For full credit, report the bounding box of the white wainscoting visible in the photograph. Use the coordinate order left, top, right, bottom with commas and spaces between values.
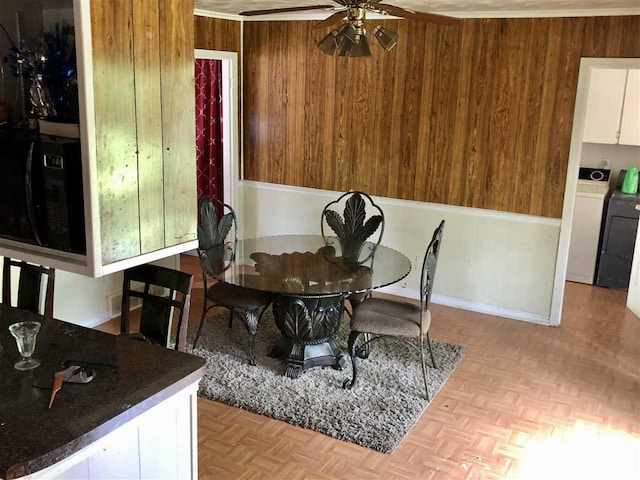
240, 181, 561, 325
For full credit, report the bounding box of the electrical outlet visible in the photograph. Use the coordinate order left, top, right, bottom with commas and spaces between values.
602, 158, 610, 168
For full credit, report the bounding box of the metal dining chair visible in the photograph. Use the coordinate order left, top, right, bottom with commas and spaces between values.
321, 191, 385, 312
2, 258, 55, 318
321, 191, 385, 268
193, 196, 271, 365
343, 220, 445, 400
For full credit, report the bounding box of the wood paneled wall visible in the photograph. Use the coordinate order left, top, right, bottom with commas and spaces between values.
195, 16, 241, 52
243, 16, 640, 218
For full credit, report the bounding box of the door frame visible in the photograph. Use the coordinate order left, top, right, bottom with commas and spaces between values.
194, 49, 240, 211
550, 57, 640, 326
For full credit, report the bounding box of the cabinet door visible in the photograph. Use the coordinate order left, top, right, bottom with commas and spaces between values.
91, 0, 141, 264
619, 69, 640, 146
583, 69, 627, 144
159, 0, 197, 249
90, 0, 196, 266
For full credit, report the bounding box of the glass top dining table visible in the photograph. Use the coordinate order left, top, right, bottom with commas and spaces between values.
221, 234, 412, 297
215, 235, 412, 378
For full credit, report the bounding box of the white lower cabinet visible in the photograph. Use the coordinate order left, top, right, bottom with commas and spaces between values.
22, 382, 199, 480
567, 185, 608, 284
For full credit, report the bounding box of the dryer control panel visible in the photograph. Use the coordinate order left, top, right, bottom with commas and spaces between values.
579, 167, 611, 183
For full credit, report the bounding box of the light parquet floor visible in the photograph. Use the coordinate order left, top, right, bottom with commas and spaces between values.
97, 255, 640, 480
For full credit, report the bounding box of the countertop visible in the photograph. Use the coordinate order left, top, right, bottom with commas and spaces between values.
0, 305, 205, 479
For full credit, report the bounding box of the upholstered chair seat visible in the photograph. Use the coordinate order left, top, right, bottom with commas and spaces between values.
351, 298, 431, 337
205, 282, 271, 311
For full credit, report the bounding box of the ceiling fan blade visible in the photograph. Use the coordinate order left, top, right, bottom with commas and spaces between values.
240, 5, 335, 16
313, 10, 348, 30
375, 4, 461, 26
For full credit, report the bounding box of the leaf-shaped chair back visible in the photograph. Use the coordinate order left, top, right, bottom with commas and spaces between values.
420, 220, 445, 314
197, 196, 238, 278
321, 191, 385, 265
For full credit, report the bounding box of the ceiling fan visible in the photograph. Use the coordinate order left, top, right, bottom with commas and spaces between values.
240, 1, 461, 57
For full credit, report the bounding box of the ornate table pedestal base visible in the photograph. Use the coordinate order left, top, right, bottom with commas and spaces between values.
271, 293, 348, 379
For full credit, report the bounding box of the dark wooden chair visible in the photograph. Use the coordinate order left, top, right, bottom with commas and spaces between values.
193, 196, 271, 365
2, 258, 55, 318
120, 264, 194, 352
343, 220, 445, 400
321, 191, 385, 334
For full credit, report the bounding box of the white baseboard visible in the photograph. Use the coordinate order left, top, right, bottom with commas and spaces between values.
565, 273, 593, 284
379, 285, 551, 326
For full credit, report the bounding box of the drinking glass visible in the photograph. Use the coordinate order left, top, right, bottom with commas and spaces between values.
9, 321, 41, 370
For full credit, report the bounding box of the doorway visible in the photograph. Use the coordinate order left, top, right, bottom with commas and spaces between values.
194, 49, 239, 209
551, 57, 640, 325
188, 50, 239, 258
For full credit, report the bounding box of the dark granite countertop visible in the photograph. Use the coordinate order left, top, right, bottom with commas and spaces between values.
0, 305, 205, 479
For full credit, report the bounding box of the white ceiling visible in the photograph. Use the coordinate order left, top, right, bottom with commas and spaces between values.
194, 0, 640, 17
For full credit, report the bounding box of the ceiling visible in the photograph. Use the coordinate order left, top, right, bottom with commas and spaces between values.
194, 0, 640, 17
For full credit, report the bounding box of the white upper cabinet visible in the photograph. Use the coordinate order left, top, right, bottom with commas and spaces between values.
583, 68, 640, 146
619, 69, 640, 146
583, 69, 627, 144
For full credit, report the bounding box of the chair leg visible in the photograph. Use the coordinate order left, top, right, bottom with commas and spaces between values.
342, 331, 362, 390
244, 309, 260, 366
248, 333, 256, 366
358, 333, 371, 359
426, 332, 437, 369
347, 296, 370, 359
419, 335, 430, 401
193, 299, 209, 348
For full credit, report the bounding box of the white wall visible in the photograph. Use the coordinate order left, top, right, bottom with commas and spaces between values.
241, 181, 561, 325
0, 255, 179, 327
580, 142, 640, 186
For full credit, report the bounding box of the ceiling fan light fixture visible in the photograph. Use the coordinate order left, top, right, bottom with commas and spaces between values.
345, 33, 372, 57
374, 25, 398, 51
317, 29, 340, 55
245, 1, 460, 58
335, 24, 358, 53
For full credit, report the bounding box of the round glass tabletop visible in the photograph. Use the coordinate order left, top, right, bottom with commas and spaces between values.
222, 235, 411, 296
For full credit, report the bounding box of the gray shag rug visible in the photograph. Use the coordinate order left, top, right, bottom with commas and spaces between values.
186, 308, 466, 454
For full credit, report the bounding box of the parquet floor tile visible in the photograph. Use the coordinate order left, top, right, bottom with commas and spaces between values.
96, 255, 640, 479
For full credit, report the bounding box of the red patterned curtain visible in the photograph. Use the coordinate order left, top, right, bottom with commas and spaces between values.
195, 59, 223, 200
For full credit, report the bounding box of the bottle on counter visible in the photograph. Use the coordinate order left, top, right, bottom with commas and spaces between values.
621, 166, 639, 195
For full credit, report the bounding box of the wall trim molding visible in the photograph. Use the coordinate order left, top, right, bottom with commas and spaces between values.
380, 285, 551, 326
431, 293, 551, 326
445, 8, 640, 18
193, 8, 639, 21
242, 180, 562, 227
194, 9, 243, 21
